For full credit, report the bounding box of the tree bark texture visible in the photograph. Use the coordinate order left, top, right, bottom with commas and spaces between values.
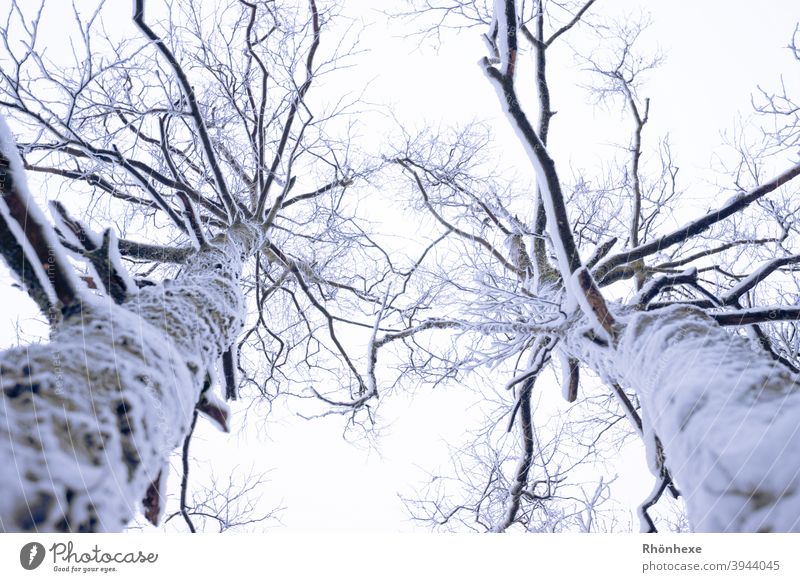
0, 224, 259, 532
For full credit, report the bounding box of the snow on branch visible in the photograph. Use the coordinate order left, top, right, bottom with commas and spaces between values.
585, 237, 618, 269
504, 336, 558, 392
365, 287, 391, 401
50, 200, 102, 250
558, 351, 580, 403
593, 161, 800, 285
632, 267, 698, 308
99, 229, 138, 302
196, 375, 231, 433
51, 201, 135, 304
483, 1, 616, 341
721, 254, 800, 305
0, 115, 83, 316
481, 65, 580, 277
281, 177, 354, 210
374, 317, 563, 350
0, 202, 51, 313
117, 239, 192, 263
571, 267, 616, 342
506, 336, 556, 430
712, 306, 800, 326
494, 0, 518, 77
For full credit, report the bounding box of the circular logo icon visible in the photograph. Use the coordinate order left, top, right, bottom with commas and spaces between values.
20, 542, 46, 570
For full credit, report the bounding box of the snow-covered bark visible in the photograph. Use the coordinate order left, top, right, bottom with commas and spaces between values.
0, 224, 259, 532
568, 305, 800, 532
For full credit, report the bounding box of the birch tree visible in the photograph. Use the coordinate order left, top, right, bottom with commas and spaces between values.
386, 0, 800, 532
0, 0, 393, 532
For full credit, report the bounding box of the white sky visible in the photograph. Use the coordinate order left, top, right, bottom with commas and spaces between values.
2, 0, 800, 532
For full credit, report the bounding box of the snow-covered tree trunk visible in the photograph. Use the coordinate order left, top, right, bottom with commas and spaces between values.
0, 224, 259, 532
568, 305, 800, 532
